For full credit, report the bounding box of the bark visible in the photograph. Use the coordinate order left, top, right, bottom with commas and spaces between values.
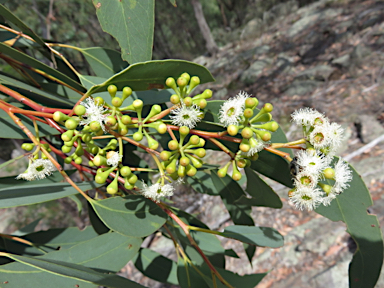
190, 0, 219, 55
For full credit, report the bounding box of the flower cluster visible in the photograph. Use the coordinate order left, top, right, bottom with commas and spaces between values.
289, 109, 352, 211
139, 181, 175, 203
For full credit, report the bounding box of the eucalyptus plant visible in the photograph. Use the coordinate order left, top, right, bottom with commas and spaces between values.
0, 2, 382, 288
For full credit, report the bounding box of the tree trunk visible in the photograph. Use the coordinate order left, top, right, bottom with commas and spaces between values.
190, 0, 219, 56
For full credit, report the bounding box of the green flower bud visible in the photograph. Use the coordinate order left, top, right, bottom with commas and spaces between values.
118, 126, 128, 136
61, 130, 74, 142
170, 94, 180, 104
183, 97, 193, 107
64, 157, 72, 164
106, 175, 119, 195
53, 111, 69, 122
88, 160, 95, 167
160, 151, 173, 161
227, 125, 239, 136
93, 155, 107, 166
156, 123, 167, 134
108, 85, 118, 98
144, 104, 162, 122
124, 178, 134, 190
180, 72, 191, 83
65, 118, 78, 130
133, 131, 143, 141
122, 87, 132, 101
105, 116, 117, 127
236, 159, 247, 169
147, 136, 159, 150
250, 153, 259, 161
111, 97, 123, 108
21, 143, 35, 151
239, 138, 250, 153
166, 77, 177, 91
194, 148, 206, 158
90, 121, 101, 132
323, 168, 335, 179
94, 97, 105, 106
243, 108, 253, 119
74, 157, 83, 165
251, 113, 272, 123
168, 140, 179, 150
186, 76, 200, 94
188, 156, 203, 168
178, 165, 186, 177
121, 115, 132, 125
177, 77, 188, 89
74, 105, 86, 116
166, 158, 178, 174
186, 164, 197, 177
241, 127, 253, 139
120, 166, 132, 177
193, 98, 207, 109
253, 129, 271, 142
64, 140, 75, 147
75, 143, 84, 156
82, 133, 92, 143
133, 99, 143, 111
245, 97, 258, 109
95, 168, 114, 184
179, 126, 190, 136
128, 173, 138, 185
180, 156, 190, 167
189, 135, 200, 146
252, 121, 279, 132
61, 145, 72, 153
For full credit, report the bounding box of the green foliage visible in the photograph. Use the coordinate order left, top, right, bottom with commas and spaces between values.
0, 2, 381, 288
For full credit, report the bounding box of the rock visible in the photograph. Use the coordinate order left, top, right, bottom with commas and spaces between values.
263, 0, 299, 25
240, 18, 264, 41
214, 88, 228, 100
239, 45, 270, 61
356, 115, 384, 143
295, 65, 334, 81
332, 54, 350, 68
284, 80, 321, 96
240, 59, 272, 85
288, 8, 342, 37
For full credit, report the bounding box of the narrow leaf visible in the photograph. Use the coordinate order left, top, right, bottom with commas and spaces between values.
220, 225, 284, 248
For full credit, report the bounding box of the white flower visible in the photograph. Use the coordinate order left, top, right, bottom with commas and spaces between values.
17, 159, 56, 181
106, 151, 122, 167
247, 136, 267, 156
140, 182, 174, 203
79, 97, 109, 132
294, 170, 318, 189
296, 150, 327, 175
291, 108, 325, 127
309, 125, 331, 149
289, 186, 324, 211
332, 158, 352, 194
321, 191, 337, 206
218, 91, 249, 127
328, 122, 344, 148
170, 104, 202, 129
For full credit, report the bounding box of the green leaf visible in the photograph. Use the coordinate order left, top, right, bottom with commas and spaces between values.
169, 0, 177, 7
315, 160, 383, 288
0, 73, 74, 108
90, 195, 168, 237
187, 170, 221, 196
0, 180, 99, 208
220, 225, 284, 248
68, 194, 83, 215
177, 258, 210, 288
224, 249, 240, 258
0, 4, 47, 49
237, 168, 283, 208
0, 108, 59, 139
134, 248, 178, 285
78, 47, 128, 78
0, 226, 100, 260
93, 0, 154, 64
87, 202, 110, 235
0, 233, 144, 288
86, 59, 215, 94
11, 218, 41, 236
214, 267, 267, 288
0, 43, 85, 92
